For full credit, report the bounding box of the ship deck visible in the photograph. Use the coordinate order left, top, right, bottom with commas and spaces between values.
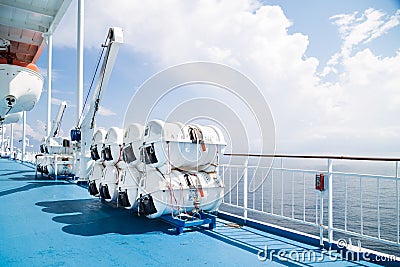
0, 158, 390, 266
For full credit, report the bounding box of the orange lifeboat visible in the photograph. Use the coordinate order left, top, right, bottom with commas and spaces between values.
13, 60, 40, 72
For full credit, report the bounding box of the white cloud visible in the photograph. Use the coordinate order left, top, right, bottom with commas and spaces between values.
35, 119, 47, 135
51, 97, 76, 111
11, 119, 65, 147
52, 1, 400, 155
37, 68, 62, 81
51, 97, 64, 106
323, 8, 400, 76
298, 46, 400, 155
98, 106, 116, 116
53, 89, 74, 95
13, 120, 46, 142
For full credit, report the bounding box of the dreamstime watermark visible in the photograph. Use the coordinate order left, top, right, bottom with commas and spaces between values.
257, 239, 399, 263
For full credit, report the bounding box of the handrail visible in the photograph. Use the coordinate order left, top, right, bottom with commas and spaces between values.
220, 154, 400, 255
224, 153, 400, 162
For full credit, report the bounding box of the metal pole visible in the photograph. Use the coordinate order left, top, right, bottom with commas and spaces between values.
22, 111, 26, 162
10, 123, 13, 158
360, 176, 363, 236
281, 158, 283, 216
377, 177, 381, 239
244, 159, 248, 223
319, 191, 324, 246
328, 159, 333, 244
396, 161, 399, 244
1, 125, 4, 154
54, 155, 58, 181
77, 0, 84, 123
344, 176, 347, 231
46, 33, 52, 137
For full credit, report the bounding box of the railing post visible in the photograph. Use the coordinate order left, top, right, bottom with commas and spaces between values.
396, 161, 399, 244
54, 155, 58, 181
319, 190, 324, 246
10, 123, 14, 159
244, 159, 248, 223
22, 111, 26, 162
328, 159, 333, 244
281, 158, 284, 216
1, 125, 4, 154
35, 155, 38, 178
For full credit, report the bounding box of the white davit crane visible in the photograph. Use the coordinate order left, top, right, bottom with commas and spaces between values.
73, 27, 123, 181
47, 101, 67, 141
36, 101, 72, 177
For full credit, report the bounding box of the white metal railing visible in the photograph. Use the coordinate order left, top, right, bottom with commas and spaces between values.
219, 154, 400, 255
13, 151, 36, 164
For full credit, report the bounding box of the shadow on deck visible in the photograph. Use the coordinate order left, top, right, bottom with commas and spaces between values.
36, 199, 173, 236
0, 181, 68, 197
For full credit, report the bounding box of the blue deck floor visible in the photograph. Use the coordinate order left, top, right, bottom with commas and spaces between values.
0, 159, 390, 266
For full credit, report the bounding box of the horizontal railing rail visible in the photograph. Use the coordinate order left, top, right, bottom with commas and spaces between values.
224, 153, 400, 161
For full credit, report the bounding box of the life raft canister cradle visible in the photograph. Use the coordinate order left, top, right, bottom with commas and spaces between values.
146, 121, 222, 234
35, 153, 75, 180
160, 211, 217, 235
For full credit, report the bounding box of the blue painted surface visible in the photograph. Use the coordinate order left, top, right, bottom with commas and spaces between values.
0, 159, 274, 266
0, 159, 392, 266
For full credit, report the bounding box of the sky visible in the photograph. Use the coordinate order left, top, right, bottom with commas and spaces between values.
10, 0, 400, 156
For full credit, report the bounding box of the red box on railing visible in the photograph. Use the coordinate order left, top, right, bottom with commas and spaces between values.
315, 173, 325, 191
